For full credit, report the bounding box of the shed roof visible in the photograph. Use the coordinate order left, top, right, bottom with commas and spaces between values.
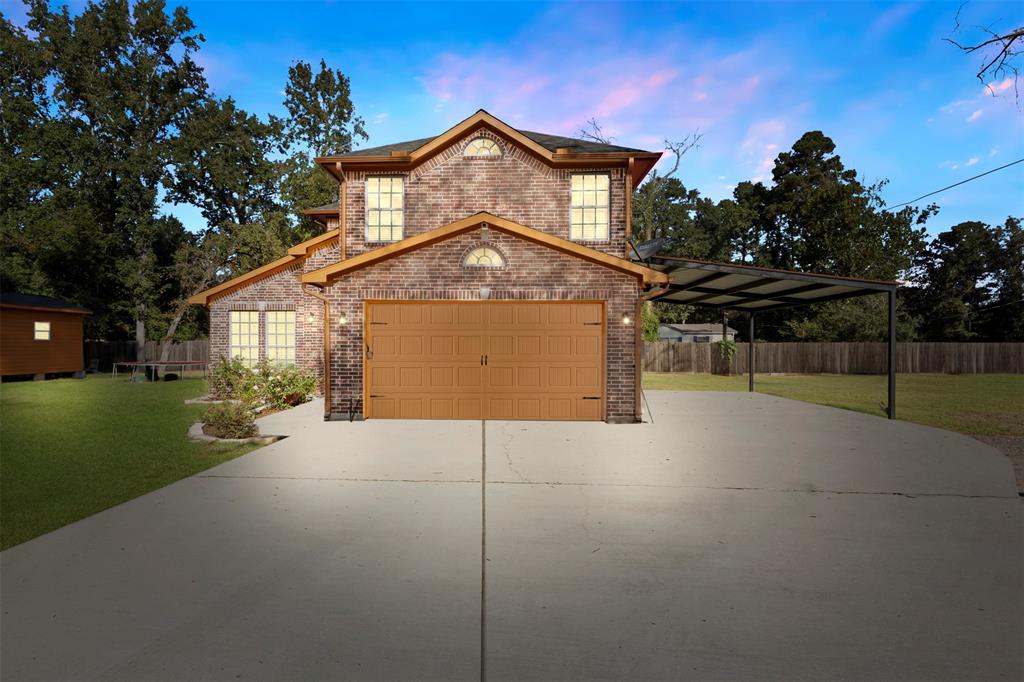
0, 292, 90, 314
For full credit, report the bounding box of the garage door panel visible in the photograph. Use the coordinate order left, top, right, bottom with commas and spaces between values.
366, 302, 604, 421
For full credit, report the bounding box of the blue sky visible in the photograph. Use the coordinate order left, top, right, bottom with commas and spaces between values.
7, 0, 1023, 236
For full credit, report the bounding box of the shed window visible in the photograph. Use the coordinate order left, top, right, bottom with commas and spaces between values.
366, 176, 404, 242
463, 246, 505, 268
266, 311, 295, 366
464, 138, 501, 157
570, 174, 610, 240
34, 321, 50, 341
229, 311, 260, 366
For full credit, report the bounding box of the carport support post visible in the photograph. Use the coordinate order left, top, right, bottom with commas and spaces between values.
887, 289, 896, 420
748, 312, 755, 393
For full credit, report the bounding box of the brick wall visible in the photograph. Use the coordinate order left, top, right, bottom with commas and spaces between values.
324, 228, 641, 420
342, 127, 627, 259
208, 240, 340, 389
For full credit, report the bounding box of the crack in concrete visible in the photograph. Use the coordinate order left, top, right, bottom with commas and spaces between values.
501, 428, 530, 483
195, 474, 1017, 500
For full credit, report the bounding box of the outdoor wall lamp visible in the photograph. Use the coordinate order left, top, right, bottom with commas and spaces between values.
479, 286, 491, 300
338, 313, 348, 326
622, 312, 632, 325
307, 312, 315, 324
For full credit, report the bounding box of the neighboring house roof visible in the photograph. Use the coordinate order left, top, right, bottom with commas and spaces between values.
0, 292, 91, 314
315, 110, 663, 186
187, 229, 341, 305
659, 323, 738, 335
301, 201, 339, 225
302, 212, 670, 286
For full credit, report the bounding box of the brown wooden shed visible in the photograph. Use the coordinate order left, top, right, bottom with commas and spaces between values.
0, 293, 91, 378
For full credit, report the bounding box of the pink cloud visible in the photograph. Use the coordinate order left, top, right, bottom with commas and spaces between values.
983, 77, 1015, 95
966, 109, 983, 123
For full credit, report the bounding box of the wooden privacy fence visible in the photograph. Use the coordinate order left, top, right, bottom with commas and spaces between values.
644, 342, 1024, 375
85, 339, 209, 371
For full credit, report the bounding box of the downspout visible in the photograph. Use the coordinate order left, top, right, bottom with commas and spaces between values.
337, 162, 347, 261
302, 284, 332, 420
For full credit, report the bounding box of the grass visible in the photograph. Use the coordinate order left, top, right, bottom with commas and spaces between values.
0, 375, 255, 550
643, 373, 1024, 438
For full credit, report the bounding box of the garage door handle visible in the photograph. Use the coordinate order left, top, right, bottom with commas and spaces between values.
583, 396, 602, 400
484, 354, 488, 365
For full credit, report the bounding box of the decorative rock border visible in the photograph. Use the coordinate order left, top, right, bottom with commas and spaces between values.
188, 422, 284, 445
184, 396, 227, 405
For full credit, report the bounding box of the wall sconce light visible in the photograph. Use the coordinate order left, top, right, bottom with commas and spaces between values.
307, 312, 316, 324
479, 286, 491, 300
621, 312, 632, 325
338, 313, 348, 326
480, 225, 490, 242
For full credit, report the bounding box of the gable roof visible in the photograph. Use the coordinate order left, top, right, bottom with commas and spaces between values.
301, 212, 670, 286
342, 129, 649, 158
0, 292, 91, 314
187, 230, 340, 306
316, 110, 663, 186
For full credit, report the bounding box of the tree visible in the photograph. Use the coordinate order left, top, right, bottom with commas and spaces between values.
282, 59, 367, 157
165, 97, 286, 228
908, 221, 1000, 340
947, 6, 1022, 104
12, 0, 208, 339
987, 216, 1024, 340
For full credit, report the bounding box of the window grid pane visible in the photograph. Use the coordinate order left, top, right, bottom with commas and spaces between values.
229, 311, 260, 367
34, 321, 51, 341
463, 246, 505, 268
570, 174, 610, 240
366, 176, 404, 242
464, 138, 501, 157
266, 311, 296, 366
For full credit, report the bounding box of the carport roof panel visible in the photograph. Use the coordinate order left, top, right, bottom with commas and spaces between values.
646, 256, 897, 311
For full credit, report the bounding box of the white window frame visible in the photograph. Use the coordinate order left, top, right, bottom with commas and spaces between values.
365, 176, 405, 243
463, 246, 505, 268
34, 321, 51, 341
464, 137, 502, 157
570, 173, 611, 241
265, 310, 296, 366
229, 310, 260, 367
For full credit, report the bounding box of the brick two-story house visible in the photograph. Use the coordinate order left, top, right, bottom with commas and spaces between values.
190, 110, 670, 422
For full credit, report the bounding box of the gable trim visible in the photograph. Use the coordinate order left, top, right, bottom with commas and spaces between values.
188, 232, 339, 306
300, 212, 670, 285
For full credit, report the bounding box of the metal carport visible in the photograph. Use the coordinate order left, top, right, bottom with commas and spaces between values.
639, 254, 900, 418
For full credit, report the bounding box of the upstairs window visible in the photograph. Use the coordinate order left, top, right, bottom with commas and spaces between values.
266, 311, 295, 366
229, 311, 259, 367
570, 174, 610, 240
366, 176, 404, 242
463, 246, 505, 268
464, 137, 501, 157
34, 321, 50, 340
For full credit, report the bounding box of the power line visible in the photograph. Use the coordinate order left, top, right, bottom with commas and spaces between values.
888, 157, 1024, 210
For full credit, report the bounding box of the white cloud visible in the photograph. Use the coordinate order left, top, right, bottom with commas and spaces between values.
717, 175, 726, 180
966, 109, 983, 123
965, 157, 979, 167
990, 147, 999, 157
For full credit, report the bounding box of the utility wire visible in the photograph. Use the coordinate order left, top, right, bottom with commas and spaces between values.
888, 157, 1024, 210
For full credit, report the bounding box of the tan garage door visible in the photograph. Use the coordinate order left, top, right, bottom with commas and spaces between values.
364, 301, 604, 420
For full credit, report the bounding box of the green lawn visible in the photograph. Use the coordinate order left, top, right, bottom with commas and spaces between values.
644, 373, 1024, 437
0, 375, 255, 550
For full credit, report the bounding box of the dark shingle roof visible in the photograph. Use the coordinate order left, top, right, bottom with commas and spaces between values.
337, 130, 650, 158
1, 292, 90, 312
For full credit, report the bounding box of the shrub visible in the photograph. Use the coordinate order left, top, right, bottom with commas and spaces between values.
248, 360, 318, 410
209, 356, 248, 400
202, 401, 257, 439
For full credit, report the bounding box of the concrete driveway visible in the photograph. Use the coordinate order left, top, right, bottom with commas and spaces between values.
2, 391, 1021, 680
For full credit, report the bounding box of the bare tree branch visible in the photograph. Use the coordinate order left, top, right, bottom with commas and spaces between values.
577, 117, 614, 145
946, 6, 1023, 106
